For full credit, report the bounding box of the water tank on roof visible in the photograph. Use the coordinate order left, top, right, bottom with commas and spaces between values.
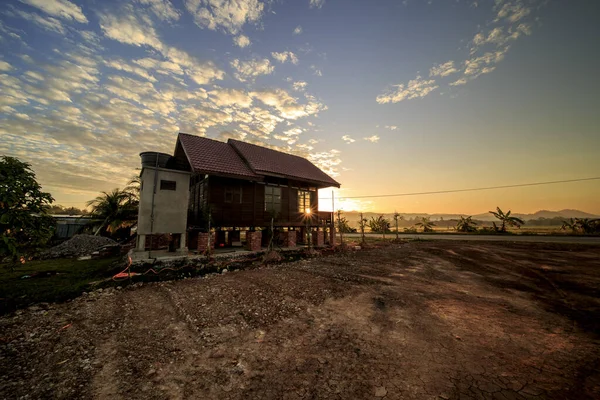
140, 152, 171, 168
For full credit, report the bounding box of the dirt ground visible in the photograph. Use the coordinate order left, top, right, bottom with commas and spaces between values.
1, 241, 600, 399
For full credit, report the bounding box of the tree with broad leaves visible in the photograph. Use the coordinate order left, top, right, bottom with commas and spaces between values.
368, 215, 391, 238
415, 216, 436, 232
456, 216, 478, 233
489, 207, 524, 232
561, 218, 579, 234
1, 156, 55, 269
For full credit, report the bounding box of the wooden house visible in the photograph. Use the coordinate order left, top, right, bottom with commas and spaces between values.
172, 133, 340, 250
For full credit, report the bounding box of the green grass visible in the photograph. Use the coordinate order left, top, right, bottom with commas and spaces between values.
0, 257, 121, 315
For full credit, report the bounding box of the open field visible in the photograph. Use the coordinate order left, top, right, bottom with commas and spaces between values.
1, 241, 600, 399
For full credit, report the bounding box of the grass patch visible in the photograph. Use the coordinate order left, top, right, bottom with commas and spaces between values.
0, 257, 121, 315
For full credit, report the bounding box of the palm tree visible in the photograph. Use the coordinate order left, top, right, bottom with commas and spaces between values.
488, 207, 524, 232
456, 216, 478, 233
87, 188, 138, 236
393, 211, 403, 239
124, 175, 141, 201
415, 217, 435, 233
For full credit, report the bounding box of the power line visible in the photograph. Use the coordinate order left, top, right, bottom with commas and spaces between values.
321, 176, 600, 200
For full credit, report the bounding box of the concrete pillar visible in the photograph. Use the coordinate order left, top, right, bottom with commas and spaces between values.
177, 232, 187, 254
137, 234, 146, 251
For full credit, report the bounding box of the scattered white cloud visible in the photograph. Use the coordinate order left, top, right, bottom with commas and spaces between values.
271, 51, 299, 64
183, 0, 265, 35
10, 9, 66, 34
308, 149, 341, 177
20, 0, 88, 23
496, 1, 531, 23
341, 135, 355, 143
310, 65, 323, 76
230, 58, 274, 81
250, 88, 326, 119
376, 76, 438, 104
429, 61, 458, 77
310, 0, 325, 9
98, 7, 163, 49
292, 81, 307, 91
98, 6, 225, 85
0, 61, 13, 72
293, 25, 303, 35
363, 135, 379, 143
450, 78, 468, 86
208, 87, 253, 108
385, 125, 398, 130
105, 58, 157, 82
136, 0, 181, 22
233, 34, 251, 48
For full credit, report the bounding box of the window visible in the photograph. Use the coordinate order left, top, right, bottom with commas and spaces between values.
225, 186, 242, 203
265, 186, 281, 213
160, 180, 176, 191
298, 190, 311, 213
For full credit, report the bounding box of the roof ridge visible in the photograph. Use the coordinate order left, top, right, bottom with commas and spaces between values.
227, 138, 308, 162
179, 132, 227, 144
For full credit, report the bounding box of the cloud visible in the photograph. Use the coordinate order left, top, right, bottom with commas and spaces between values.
250, 88, 326, 120
98, 8, 162, 49
309, 0, 325, 8
230, 58, 274, 81
0, 61, 13, 71
98, 6, 225, 85
310, 65, 323, 76
184, 0, 265, 35
105, 59, 157, 82
271, 51, 299, 64
363, 135, 379, 143
496, 1, 531, 23
233, 34, 251, 48
464, 48, 507, 78
385, 125, 397, 130
308, 150, 341, 177
10, 9, 66, 34
292, 81, 307, 91
376, 76, 438, 104
20, 0, 88, 23
429, 61, 458, 77
293, 25, 303, 35
136, 0, 181, 22
208, 87, 253, 108
341, 135, 355, 143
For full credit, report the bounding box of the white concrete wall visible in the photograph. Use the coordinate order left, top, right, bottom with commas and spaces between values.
137, 167, 190, 235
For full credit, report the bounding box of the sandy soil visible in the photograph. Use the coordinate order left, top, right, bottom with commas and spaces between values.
1, 241, 599, 399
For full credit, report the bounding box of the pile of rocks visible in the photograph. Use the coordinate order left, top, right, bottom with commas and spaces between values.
42, 234, 118, 259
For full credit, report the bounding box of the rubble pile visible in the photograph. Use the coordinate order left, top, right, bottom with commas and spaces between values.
43, 234, 118, 259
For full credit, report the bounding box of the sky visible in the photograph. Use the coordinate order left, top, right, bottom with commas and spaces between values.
1, 0, 599, 215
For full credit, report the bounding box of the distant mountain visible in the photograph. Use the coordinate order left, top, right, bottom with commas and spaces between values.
339, 209, 599, 225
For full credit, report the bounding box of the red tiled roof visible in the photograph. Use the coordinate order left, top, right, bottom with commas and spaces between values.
228, 139, 340, 188
177, 133, 261, 180
176, 133, 340, 188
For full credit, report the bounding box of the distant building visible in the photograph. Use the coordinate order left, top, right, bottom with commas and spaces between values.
51, 215, 95, 239
135, 133, 340, 255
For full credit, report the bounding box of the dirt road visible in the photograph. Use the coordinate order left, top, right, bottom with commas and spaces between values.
1, 241, 599, 399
